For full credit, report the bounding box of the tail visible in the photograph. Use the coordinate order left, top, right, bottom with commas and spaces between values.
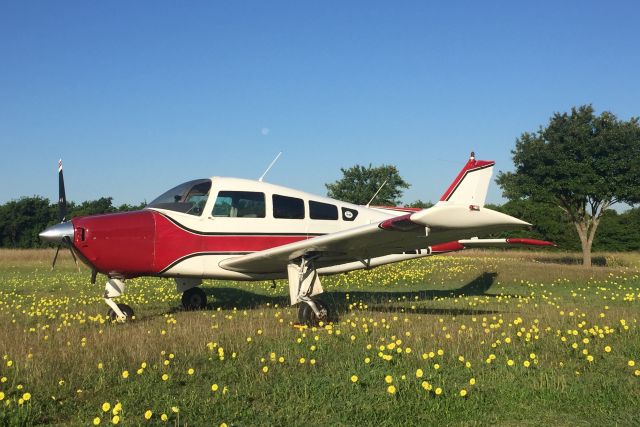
437, 152, 494, 207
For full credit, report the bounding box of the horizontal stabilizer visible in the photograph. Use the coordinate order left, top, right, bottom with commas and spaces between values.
409, 204, 530, 230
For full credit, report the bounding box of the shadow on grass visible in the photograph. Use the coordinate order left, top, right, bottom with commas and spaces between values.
167, 272, 506, 318
532, 255, 607, 266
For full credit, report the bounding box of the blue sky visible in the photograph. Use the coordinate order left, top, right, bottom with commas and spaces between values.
1, 1, 639, 206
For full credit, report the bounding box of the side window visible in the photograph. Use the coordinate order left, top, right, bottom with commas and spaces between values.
273, 194, 305, 219
309, 200, 338, 220
212, 191, 265, 218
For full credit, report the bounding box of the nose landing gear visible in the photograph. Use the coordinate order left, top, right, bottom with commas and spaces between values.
104, 278, 134, 322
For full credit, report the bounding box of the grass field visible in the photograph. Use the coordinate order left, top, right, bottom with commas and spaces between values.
0, 249, 639, 426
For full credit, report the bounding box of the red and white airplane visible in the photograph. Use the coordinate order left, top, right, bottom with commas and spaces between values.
40, 153, 552, 324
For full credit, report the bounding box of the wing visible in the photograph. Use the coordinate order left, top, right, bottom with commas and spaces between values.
219, 204, 536, 274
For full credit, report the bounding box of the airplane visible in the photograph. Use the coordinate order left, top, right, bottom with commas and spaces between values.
39, 153, 553, 325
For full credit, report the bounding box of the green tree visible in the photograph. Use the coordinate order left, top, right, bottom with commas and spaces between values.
496, 105, 640, 266
325, 164, 410, 206
0, 197, 57, 248
487, 200, 580, 250
406, 200, 434, 209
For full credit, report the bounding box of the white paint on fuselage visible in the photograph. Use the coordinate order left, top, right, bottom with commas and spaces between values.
148, 177, 404, 279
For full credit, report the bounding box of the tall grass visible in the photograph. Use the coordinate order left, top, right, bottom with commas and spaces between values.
0, 250, 638, 425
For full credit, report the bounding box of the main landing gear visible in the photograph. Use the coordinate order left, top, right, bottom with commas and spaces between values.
176, 278, 207, 311
288, 256, 331, 326
181, 287, 207, 310
298, 298, 329, 326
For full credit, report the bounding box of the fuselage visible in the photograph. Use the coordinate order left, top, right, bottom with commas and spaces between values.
70, 177, 405, 280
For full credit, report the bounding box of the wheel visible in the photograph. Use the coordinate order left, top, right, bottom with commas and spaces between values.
297, 299, 329, 326
107, 303, 134, 322
182, 287, 207, 310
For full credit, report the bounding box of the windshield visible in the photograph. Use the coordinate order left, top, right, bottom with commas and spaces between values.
147, 179, 211, 215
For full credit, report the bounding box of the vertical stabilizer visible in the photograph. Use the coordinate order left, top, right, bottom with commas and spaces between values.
437, 152, 494, 207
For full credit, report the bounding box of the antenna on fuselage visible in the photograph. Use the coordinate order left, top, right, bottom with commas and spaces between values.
258, 151, 282, 182
365, 179, 388, 208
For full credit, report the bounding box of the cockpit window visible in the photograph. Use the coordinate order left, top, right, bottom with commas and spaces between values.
147, 179, 211, 215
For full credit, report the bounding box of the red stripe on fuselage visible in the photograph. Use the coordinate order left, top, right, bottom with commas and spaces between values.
152, 213, 309, 272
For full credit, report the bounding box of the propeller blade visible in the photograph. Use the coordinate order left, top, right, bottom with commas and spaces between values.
52, 246, 61, 269
58, 159, 67, 222
63, 236, 80, 271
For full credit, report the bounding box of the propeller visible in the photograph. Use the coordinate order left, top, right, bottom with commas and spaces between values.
39, 159, 79, 270
58, 158, 66, 222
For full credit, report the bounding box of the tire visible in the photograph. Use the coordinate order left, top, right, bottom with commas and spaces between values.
182, 287, 207, 310
107, 303, 134, 322
297, 299, 329, 326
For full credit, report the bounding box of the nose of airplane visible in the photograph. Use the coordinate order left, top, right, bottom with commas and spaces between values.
39, 221, 74, 245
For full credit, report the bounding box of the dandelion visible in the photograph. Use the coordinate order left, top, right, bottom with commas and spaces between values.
351, 375, 358, 383
524, 360, 531, 368
629, 360, 636, 367
171, 406, 179, 414
604, 346, 611, 353
0, 392, 4, 401
469, 378, 476, 385
460, 389, 467, 397
112, 415, 120, 425
22, 392, 31, 401
102, 402, 111, 412
121, 370, 129, 379
435, 387, 443, 395
144, 410, 152, 420
421, 381, 432, 391
187, 368, 195, 375
507, 359, 514, 366
262, 366, 269, 373
161, 413, 168, 422
162, 374, 169, 381
211, 384, 219, 392
384, 375, 393, 384
387, 385, 397, 394
93, 417, 101, 425
416, 369, 424, 378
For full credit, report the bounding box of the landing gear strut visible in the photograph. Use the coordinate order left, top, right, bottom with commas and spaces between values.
104, 278, 134, 322
288, 256, 331, 326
